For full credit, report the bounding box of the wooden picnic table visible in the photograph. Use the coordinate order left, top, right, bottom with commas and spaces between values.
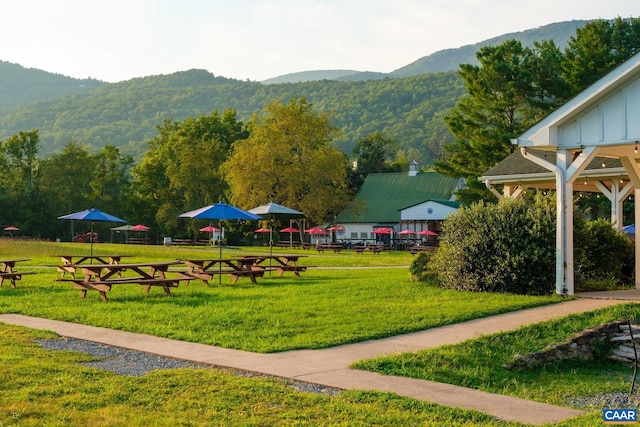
53, 254, 131, 279
59, 260, 188, 301
241, 254, 312, 277
315, 243, 343, 253
0, 258, 36, 288
409, 245, 437, 255
180, 257, 267, 285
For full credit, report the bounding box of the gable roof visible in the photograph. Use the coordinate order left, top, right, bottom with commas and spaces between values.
479, 148, 624, 184
335, 172, 460, 223
400, 199, 460, 211
514, 50, 640, 150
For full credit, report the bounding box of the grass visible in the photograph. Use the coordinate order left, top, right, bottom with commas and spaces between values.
353, 304, 640, 416
1, 239, 634, 425
0, 240, 561, 353
0, 325, 513, 426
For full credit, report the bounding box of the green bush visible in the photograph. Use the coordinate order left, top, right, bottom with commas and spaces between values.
430, 194, 557, 295
428, 193, 635, 295
574, 217, 634, 290
409, 251, 434, 281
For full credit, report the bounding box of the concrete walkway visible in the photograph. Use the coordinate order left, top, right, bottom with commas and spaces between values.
0, 295, 636, 425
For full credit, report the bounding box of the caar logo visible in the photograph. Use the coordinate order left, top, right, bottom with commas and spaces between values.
603, 409, 637, 424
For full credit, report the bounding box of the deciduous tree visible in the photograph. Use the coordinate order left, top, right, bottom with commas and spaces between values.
223, 97, 350, 225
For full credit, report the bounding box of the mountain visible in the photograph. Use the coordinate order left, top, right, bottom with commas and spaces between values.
0, 61, 104, 110
0, 19, 591, 164
0, 69, 465, 163
390, 20, 588, 77
261, 20, 589, 84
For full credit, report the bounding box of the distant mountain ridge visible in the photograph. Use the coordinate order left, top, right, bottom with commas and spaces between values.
261, 20, 589, 84
0, 61, 103, 110
0, 19, 594, 163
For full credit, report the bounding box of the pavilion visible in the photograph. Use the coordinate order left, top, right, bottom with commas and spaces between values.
479, 51, 640, 295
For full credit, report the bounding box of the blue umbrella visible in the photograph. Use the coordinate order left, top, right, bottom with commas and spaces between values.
623, 224, 635, 234
58, 208, 126, 256
180, 202, 262, 221
180, 202, 262, 282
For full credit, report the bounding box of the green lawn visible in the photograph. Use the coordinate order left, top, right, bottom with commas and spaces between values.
0, 239, 628, 425
0, 240, 560, 352
0, 325, 510, 426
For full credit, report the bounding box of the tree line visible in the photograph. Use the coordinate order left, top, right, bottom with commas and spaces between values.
0, 98, 397, 243
436, 17, 640, 203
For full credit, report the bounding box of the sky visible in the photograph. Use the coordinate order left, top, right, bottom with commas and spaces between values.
2, 0, 640, 83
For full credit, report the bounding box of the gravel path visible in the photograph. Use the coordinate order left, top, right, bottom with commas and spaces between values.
36, 337, 340, 396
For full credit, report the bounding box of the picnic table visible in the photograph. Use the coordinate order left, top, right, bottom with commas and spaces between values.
276, 241, 302, 248
59, 260, 188, 301
409, 245, 437, 255
0, 258, 36, 288
53, 254, 131, 279
315, 243, 343, 253
354, 244, 386, 254
180, 257, 268, 285
242, 254, 312, 277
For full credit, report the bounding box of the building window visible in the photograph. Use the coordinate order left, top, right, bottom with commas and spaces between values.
360, 232, 369, 239
350, 232, 358, 239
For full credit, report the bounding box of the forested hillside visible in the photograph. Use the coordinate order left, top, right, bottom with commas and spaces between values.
0, 61, 103, 109
0, 19, 588, 165
0, 70, 465, 164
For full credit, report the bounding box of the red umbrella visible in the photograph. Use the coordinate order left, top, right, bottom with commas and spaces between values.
255, 227, 271, 233
280, 227, 300, 233
305, 227, 327, 234
326, 225, 344, 232
397, 229, 416, 235
130, 224, 150, 231
4, 226, 19, 231
372, 227, 394, 234
199, 225, 221, 232
418, 229, 439, 236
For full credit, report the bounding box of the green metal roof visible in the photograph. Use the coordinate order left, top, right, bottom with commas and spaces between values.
335, 172, 459, 223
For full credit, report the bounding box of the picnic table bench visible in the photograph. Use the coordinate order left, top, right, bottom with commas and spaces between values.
354, 245, 386, 254
58, 260, 189, 301
409, 245, 437, 255
180, 258, 269, 285
316, 243, 344, 253
53, 254, 130, 279
247, 254, 313, 277
127, 237, 151, 245
172, 239, 196, 246
0, 258, 36, 288
276, 241, 302, 248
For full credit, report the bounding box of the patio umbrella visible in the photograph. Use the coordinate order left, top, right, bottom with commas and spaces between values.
397, 229, 416, 235
4, 226, 19, 237
305, 227, 327, 234
418, 229, 439, 236
326, 225, 344, 242
280, 227, 300, 233
255, 227, 271, 233
58, 208, 126, 257
249, 202, 305, 254
130, 224, 150, 231
305, 227, 327, 245
372, 227, 394, 234
180, 202, 262, 282
199, 225, 221, 245
623, 224, 635, 234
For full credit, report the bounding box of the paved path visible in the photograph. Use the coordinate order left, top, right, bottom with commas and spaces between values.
0, 295, 635, 425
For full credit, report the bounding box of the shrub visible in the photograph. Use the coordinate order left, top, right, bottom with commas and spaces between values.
409, 251, 433, 281
430, 194, 556, 295
573, 217, 634, 290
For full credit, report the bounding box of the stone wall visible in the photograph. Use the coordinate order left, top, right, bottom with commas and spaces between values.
503, 320, 627, 370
